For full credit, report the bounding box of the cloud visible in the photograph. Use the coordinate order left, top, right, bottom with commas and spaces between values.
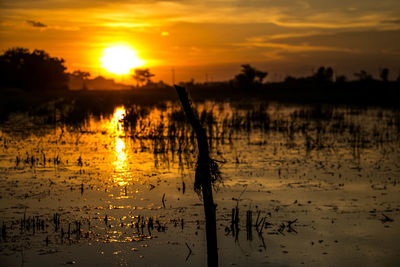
381, 19, 400, 24
26, 20, 47, 28
234, 41, 357, 54
2, 0, 396, 29
263, 29, 400, 54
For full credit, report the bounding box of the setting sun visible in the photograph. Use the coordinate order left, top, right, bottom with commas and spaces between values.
100, 45, 145, 75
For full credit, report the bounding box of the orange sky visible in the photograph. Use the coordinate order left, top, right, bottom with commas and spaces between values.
1, 0, 399, 83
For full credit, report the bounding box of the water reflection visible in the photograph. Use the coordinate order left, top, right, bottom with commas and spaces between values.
114, 137, 127, 186
107, 107, 129, 187
1, 100, 400, 266
108, 106, 126, 136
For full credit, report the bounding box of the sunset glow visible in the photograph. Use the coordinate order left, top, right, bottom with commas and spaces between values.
100, 45, 145, 75
2, 0, 400, 265
0, 0, 399, 82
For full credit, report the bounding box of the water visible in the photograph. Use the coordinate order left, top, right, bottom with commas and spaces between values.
0, 101, 399, 266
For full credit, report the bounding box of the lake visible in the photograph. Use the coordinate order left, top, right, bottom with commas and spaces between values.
1, 99, 399, 266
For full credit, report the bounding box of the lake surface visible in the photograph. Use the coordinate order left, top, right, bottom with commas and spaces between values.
1, 100, 399, 266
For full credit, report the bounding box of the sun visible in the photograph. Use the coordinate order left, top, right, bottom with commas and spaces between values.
100, 45, 145, 75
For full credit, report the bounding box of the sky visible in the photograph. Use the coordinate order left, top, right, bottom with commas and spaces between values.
0, 0, 399, 84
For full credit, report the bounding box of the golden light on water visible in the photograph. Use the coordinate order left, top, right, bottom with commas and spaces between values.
113, 108, 125, 125
100, 45, 145, 75
107, 106, 129, 186
115, 136, 126, 162
109, 107, 125, 135
114, 136, 127, 187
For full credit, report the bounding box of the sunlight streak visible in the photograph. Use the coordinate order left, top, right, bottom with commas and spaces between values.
114, 136, 128, 186
106, 106, 129, 186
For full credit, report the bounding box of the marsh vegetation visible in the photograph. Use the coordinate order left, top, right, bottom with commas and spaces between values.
0, 92, 399, 266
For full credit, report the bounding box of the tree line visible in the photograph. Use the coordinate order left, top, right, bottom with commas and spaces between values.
1, 47, 399, 92
0, 48, 68, 91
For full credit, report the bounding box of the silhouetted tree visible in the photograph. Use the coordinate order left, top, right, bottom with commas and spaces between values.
234, 64, 268, 90
313, 66, 334, 83
380, 68, 389, 82
72, 70, 91, 90
0, 47, 68, 91
72, 70, 90, 80
132, 68, 155, 87
354, 70, 373, 81
255, 70, 268, 83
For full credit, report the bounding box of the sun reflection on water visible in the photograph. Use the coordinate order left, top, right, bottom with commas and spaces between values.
109, 107, 125, 136
107, 107, 129, 186
114, 137, 127, 175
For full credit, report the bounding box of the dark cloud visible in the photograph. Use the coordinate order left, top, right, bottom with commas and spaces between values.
381, 19, 400, 24
26, 20, 47, 28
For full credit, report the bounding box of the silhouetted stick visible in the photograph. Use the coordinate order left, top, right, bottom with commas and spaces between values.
175, 85, 218, 267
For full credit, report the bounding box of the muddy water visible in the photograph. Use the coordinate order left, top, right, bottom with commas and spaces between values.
0, 102, 399, 266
